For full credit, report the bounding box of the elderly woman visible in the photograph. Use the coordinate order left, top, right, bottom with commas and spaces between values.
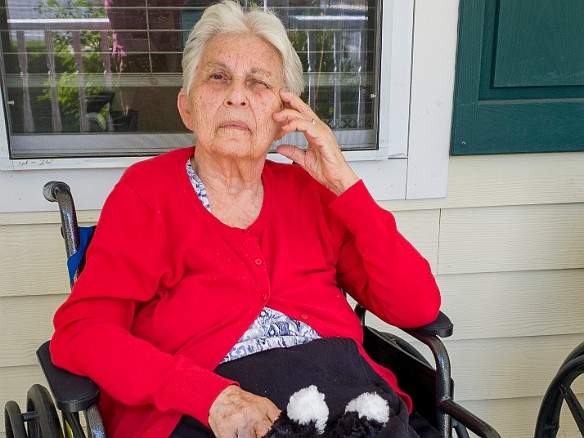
51, 2, 441, 437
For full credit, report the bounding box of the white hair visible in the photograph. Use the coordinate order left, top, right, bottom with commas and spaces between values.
181, 0, 304, 96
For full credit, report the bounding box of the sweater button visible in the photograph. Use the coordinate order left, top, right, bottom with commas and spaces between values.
254, 258, 263, 266
261, 293, 268, 301
300, 313, 308, 320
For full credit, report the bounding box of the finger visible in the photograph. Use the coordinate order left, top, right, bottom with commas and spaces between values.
273, 108, 317, 128
275, 145, 306, 166
279, 118, 317, 136
266, 407, 281, 423
254, 417, 275, 438
279, 90, 317, 118
212, 421, 238, 438
272, 108, 302, 125
276, 118, 327, 146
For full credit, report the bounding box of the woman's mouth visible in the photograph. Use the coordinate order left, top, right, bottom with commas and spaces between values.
220, 121, 249, 131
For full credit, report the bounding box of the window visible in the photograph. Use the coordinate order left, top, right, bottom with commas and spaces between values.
0, 0, 382, 159
0, 0, 455, 207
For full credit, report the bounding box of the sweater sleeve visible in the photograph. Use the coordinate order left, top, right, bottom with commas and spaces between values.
328, 180, 441, 328
51, 180, 236, 426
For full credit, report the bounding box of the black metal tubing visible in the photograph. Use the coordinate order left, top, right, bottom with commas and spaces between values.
402, 331, 501, 438
401, 313, 454, 436
439, 399, 501, 438
84, 405, 106, 438
43, 181, 81, 286
63, 412, 86, 438
453, 420, 471, 438
406, 332, 452, 436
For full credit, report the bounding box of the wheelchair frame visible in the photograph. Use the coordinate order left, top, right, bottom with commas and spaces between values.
4, 181, 501, 438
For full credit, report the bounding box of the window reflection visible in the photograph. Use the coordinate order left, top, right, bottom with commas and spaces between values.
0, 0, 379, 157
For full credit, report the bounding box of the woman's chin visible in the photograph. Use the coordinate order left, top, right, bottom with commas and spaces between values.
216, 142, 270, 161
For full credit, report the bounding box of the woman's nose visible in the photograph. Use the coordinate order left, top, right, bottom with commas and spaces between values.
224, 79, 248, 107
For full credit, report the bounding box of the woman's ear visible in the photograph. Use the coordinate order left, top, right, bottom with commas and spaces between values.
177, 89, 194, 131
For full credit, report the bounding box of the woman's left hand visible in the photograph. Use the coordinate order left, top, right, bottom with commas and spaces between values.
273, 90, 359, 195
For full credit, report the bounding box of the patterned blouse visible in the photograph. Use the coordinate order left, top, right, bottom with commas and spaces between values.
186, 160, 322, 363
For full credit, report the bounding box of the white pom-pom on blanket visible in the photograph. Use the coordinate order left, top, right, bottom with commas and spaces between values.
286, 385, 329, 434
345, 393, 390, 424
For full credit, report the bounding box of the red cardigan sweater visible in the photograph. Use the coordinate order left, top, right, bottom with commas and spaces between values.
51, 146, 440, 437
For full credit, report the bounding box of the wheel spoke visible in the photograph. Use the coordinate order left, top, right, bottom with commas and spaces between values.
560, 384, 584, 433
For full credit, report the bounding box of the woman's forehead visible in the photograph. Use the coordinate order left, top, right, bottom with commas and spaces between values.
200, 34, 283, 75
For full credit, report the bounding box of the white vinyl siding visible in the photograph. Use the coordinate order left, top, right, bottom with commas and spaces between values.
3, 153, 584, 436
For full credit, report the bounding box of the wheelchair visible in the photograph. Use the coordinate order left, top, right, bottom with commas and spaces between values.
4, 181, 501, 438
535, 341, 584, 437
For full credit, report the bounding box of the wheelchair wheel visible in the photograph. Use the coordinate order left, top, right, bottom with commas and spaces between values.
25, 384, 64, 438
535, 355, 584, 437
4, 400, 28, 438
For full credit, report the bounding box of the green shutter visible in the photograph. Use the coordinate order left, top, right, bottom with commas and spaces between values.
451, 0, 584, 155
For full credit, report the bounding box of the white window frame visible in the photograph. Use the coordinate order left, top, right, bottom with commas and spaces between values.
0, 0, 457, 212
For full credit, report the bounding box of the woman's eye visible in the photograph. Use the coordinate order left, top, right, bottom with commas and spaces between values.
210, 73, 225, 81
249, 79, 270, 90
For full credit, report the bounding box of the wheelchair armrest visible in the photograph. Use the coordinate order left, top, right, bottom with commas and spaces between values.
403, 311, 454, 339
363, 327, 501, 437
439, 399, 502, 438
355, 306, 453, 340
36, 341, 100, 413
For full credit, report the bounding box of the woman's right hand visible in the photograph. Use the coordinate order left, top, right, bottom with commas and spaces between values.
208, 385, 281, 438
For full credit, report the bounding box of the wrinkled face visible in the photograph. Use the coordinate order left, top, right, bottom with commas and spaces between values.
178, 33, 286, 161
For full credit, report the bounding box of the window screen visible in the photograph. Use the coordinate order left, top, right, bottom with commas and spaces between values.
0, 0, 381, 159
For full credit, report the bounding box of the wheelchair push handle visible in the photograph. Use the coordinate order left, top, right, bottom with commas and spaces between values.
43, 180, 71, 203
43, 181, 83, 286
43, 181, 79, 256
